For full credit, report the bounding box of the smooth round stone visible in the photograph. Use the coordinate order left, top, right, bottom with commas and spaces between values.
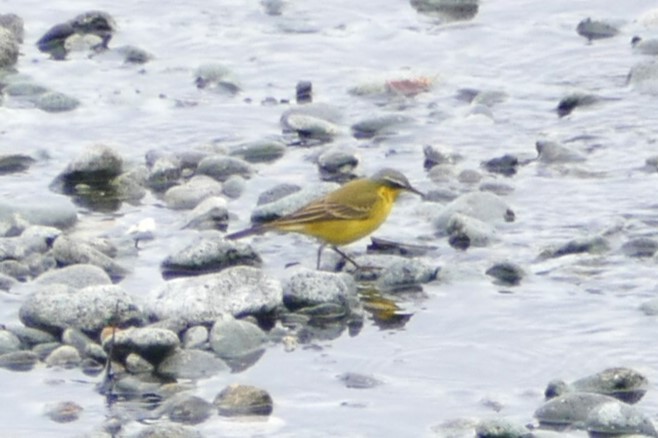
250, 182, 339, 223
0, 329, 21, 354
229, 139, 286, 163
157, 394, 213, 425
338, 372, 383, 389
0, 199, 77, 229
434, 191, 515, 231
446, 213, 497, 247
283, 268, 357, 308
213, 384, 273, 417
209, 314, 267, 360
0, 13, 24, 43
536, 140, 586, 163
158, 348, 229, 380
149, 266, 283, 325
104, 327, 180, 365
194, 63, 241, 94
410, 0, 479, 21
546, 367, 649, 405
164, 175, 223, 210
196, 156, 253, 182
586, 400, 657, 437
458, 169, 482, 184
35, 263, 112, 288
181, 326, 209, 349
45, 401, 83, 423
147, 156, 182, 192
0, 154, 35, 175
485, 262, 524, 286
160, 230, 261, 278
45, 345, 81, 368
640, 298, 658, 316
576, 18, 619, 40
0, 350, 39, 371
7, 325, 57, 347
32, 342, 61, 361
475, 418, 529, 438
0, 272, 17, 290
280, 103, 342, 139
125, 352, 155, 374
371, 258, 439, 293
633, 36, 658, 56
622, 237, 658, 258
136, 424, 204, 438
541, 236, 609, 259
257, 183, 301, 205
19, 283, 142, 335
52, 236, 128, 281
556, 93, 598, 117
183, 196, 229, 231
62, 327, 95, 354
0, 27, 18, 68
350, 114, 413, 139
317, 148, 359, 181
535, 392, 619, 429
628, 60, 658, 94
36, 91, 80, 112
481, 154, 519, 176
222, 174, 245, 199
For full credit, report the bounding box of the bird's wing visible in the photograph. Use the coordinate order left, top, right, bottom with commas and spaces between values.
273, 197, 372, 226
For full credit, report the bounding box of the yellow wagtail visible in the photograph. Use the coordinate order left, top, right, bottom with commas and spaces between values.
225, 168, 424, 269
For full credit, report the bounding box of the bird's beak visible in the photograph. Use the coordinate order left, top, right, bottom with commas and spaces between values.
406, 185, 425, 199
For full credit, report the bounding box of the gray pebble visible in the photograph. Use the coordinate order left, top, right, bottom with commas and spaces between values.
19, 283, 142, 335
164, 175, 223, 210
149, 266, 282, 325
182, 326, 209, 349
160, 230, 261, 278
621, 237, 658, 258
351, 114, 413, 139
222, 174, 246, 199
209, 314, 267, 360
62, 327, 95, 355
35, 263, 112, 288
410, 0, 479, 21
147, 156, 183, 192
45, 401, 83, 423
0, 27, 18, 68
317, 148, 359, 182
36, 91, 80, 112
0, 350, 39, 371
546, 367, 649, 405
194, 63, 241, 94
0, 329, 21, 354
229, 139, 286, 163
540, 235, 609, 259
434, 191, 515, 232
475, 418, 529, 438
577, 18, 619, 41
196, 156, 252, 182
45, 345, 81, 368
0, 13, 24, 43
52, 235, 128, 281
536, 140, 586, 164
0, 198, 77, 229
284, 268, 357, 308
125, 352, 155, 374
338, 372, 383, 389
213, 384, 273, 417
158, 348, 229, 380
157, 393, 213, 425
7, 325, 57, 347
104, 327, 180, 366
486, 262, 524, 286
136, 424, 204, 438
535, 392, 619, 429
586, 400, 657, 437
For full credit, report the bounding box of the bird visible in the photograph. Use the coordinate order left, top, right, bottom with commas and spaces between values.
225, 168, 424, 269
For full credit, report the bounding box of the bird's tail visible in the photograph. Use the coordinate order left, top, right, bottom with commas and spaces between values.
225, 224, 265, 240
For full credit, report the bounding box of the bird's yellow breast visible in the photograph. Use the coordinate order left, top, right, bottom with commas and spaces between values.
297, 185, 400, 245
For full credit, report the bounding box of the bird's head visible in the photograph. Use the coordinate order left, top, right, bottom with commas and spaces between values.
371, 168, 425, 198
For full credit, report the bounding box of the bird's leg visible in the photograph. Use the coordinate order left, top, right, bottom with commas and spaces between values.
331, 246, 360, 269
316, 243, 326, 270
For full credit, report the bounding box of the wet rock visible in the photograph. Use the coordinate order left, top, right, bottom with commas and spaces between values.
45, 345, 81, 368
147, 155, 183, 192
7, 325, 57, 348
158, 348, 229, 380
545, 368, 649, 404
196, 156, 253, 183
628, 60, 658, 94
160, 231, 261, 279
556, 93, 598, 117
621, 237, 658, 258
445, 213, 497, 247
283, 268, 357, 308
486, 262, 524, 286
222, 174, 245, 199
371, 258, 439, 292
338, 372, 383, 389
250, 182, 339, 223
434, 191, 515, 233
481, 154, 519, 176
0, 329, 21, 354
114, 44, 152, 64
0, 259, 29, 281
586, 400, 657, 437
32, 342, 61, 361
45, 401, 83, 423
536, 140, 586, 164
351, 114, 413, 139
194, 63, 241, 94
50, 144, 124, 211
19, 283, 142, 335
112, 167, 148, 203
317, 148, 359, 182
229, 139, 286, 163
280, 103, 342, 141
149, 266, 283, 324
0, 14, 24, 43
0, 198, 77, 229
540, 235, 609, 259
576, 18, 619, 41
209, 314, 267, 360
410, 0, 479, 22
475, 418, 529, 438
257, 183, 301, 205
164, 175, 223, 210
104, 327, 179, 365
423, 144, 459, 170
0, 350, 38, 371
479, 182, 514, 196
125, 352, 155, 374
37, 11, 115, 60
632, 36, 658, 56
0, 27, 19, 68
0, 154, 35, 175
535, 392, 619, 429
136, 424, 204, 438
36, 91, 80, 112
3, 81, 49, 97
458, 169, 482, 184
62, 327, 95, 356
0, 272, 16, 290
35, 263, 112, 288
181, 326, 209, 349
52, 235, 128, 281
157, 393, 214, 425
214, 384, 273, 417
183, 197, 229, 231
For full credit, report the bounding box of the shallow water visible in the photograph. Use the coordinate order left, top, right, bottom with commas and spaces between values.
3, 0, 658, 436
